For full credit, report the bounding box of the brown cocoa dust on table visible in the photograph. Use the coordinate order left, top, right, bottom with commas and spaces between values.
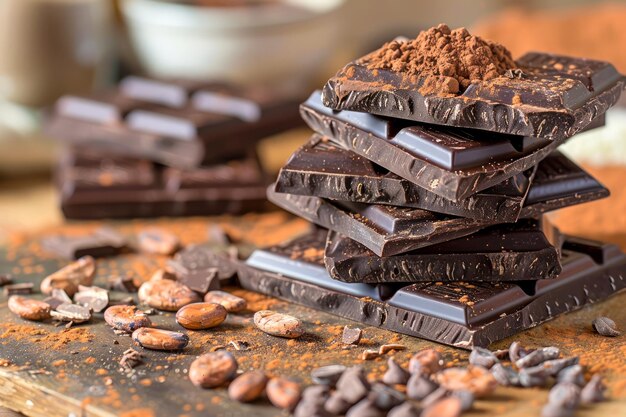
359, 24, 517, 95
0, 323, 94, 350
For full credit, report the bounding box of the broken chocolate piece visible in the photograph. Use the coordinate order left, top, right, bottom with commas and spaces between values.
41, 227, 126, 259
229, 228, 626, 348
74, 286, 109, 313
322, 51, 624, 140
301, 91, 608, 201
168, 244, 233, 293
324, 219, 562, 283
276, 137, 608, 221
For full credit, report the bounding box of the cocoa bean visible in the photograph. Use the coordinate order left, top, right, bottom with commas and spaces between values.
132, 328, 189, 351
40, 256, 96, 297
189, 351, 238, 388
8, 296, 51, 321
266, 377, 301, 410
228, 370, 268, 403
176, 302, 227, 330
203, 291, 247, 313
253, 310, 304, 339
137, 228, 179, 255
104, 305, 152, 333
138, 279, 199, 311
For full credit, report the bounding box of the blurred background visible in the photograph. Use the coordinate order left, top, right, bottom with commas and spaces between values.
0, 0, 625, 242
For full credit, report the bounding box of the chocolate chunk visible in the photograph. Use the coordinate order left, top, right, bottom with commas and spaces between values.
345, 399, 385, 417
58, 149, 269, 219
542, 403, 574, 417
325, 392, 352, 415
73, 286, 109, 313
311, 365, 347, 387
490, 363, 520, 386
46, 76, 303, 168
335, 366, 371, 404
301, 90, 609, 201
516, 347, 560, 368
409, 349, 443, 376
382, 358, 410, 385
580, 374, 606, 404
167, 245, 228, 293
42, 227, 126, 259
368, 382, 405, 410
451, 390, 475, 412
277, 136, 607, 221
468, 347, 499, 369
325, 219, 562, 283
50, 303, 92, 323
342, 326, 362, 345
406, 374, 439, 400
556, 365, 586, 387
106, 276, 138, 293
388, 402, 420, 417
322, 50, 624, 140
548, 382, 581, 409
3, 283, 34, 296
519, 366, 550, 388
233, 228, 626, 348
268, 188, 485, 257
0, 275, 13, 286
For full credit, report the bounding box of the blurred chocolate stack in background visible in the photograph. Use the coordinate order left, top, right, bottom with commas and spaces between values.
45, 77, 304, 219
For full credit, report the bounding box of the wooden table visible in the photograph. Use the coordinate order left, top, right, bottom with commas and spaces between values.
0, 165, 624, 417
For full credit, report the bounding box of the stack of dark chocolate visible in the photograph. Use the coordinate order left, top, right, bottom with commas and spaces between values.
231, 39, 626, 347
45, 77, 303, 219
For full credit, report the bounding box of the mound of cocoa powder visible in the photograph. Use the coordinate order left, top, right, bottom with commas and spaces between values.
360, 24, 517, 95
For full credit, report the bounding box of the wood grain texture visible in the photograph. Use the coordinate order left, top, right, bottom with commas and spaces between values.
0, 213, 623, 417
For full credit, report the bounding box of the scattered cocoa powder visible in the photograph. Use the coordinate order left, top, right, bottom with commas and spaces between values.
473, 4, 626, 73
360, 24, 517, 95
0, 323, 94, 350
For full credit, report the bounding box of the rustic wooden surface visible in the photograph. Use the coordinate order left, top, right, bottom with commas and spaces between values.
0, 211, 623, 417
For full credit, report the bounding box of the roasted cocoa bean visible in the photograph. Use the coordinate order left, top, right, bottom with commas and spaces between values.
228, 370, 268, 403
253, 310, 304, 339
138, 279, 199, 311
8, 296, 51, 321
40, 256, 96, 297
189, 351, 238, 388
203, 290, 247, 313
408, 349, 443, 375
421, 397, 462, 417
104, 305, 151, 333
592, 316, 620, 337
132, 328, 189, 351
266, 377, 301, 410
436, 366, 497, 397
176, 302, 227, 330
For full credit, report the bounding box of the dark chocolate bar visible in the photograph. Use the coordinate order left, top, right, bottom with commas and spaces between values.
268, 162, 606, 257
275, 137, 609, 222
231, 228, 626, 348
322, 51, 624, 140
58, 148, 270, 219
41, 227, 127, 259
268, 186, 486, 257
45, 76, 303, 168
324, 218, 563, 283
301, 90, 606, 201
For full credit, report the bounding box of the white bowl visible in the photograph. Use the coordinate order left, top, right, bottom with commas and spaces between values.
121, 0, 345, 93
